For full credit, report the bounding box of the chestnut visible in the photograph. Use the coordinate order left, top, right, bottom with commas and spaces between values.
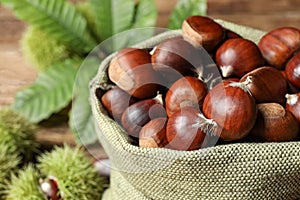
202, 79, 257, 141
165, 76, 207, 117
286, 93, 300, 122
121, 98, 166, 138
249, 103, 299, 142
215, 38, 264, 78
258, 27, 300, 69
100, 87, 137, 123
240, 66, 288, 104
139, 117, 168, 148
285, 52, 300, 89
225, 29, 242, 39
40, 178, 60, 200
166, 107, 217, 151
151, 37, 201, 84
108, 48, 162, 99
182, 15, 225, 52
280, 70, 300, 93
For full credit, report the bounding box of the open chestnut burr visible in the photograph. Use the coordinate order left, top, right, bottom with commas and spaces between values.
258, 27, 300, 69
108, 48, 162, 99
250, 103, 299, 142
202, 78, 257, 141
182, 15, 225, 52
215, 38, 265, 78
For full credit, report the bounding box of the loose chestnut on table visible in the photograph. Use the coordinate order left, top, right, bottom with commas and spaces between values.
202, 79, 257, 141
249, 103, 299, 142
182, 15, 225, 52
108, 48, 162, 99
215, 38, 264, 78
165, 76, 207, 117
258, 27, 300, 70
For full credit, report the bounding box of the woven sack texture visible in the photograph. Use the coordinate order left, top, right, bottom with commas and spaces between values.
89, 20, 300, 200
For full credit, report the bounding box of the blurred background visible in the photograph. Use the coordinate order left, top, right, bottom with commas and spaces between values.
0, 0, 300, 151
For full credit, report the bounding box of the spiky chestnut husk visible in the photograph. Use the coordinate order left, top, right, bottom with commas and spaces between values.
21, 26, 68, 71
0, 145, 19, 200
5, 165, 44, 200
38, 145, 108, 200
0, 107, 38, 162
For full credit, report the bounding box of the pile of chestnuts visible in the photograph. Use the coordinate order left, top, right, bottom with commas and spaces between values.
98, 15, 300, 151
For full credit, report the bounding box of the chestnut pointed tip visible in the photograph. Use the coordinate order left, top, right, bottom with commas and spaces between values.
286, 93, 299, 106
220, 65, 234, 78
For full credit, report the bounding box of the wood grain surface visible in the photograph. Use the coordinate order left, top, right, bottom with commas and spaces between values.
1, 0, 300, 153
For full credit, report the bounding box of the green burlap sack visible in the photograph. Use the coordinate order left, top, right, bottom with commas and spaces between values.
90, 20, 300, 200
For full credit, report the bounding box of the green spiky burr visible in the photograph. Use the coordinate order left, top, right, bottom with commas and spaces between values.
0, 144, 19, 200
5, 165, 45, 200
21, 26, 69, 71
38, 145, 107, 200
0, 107, 38, 162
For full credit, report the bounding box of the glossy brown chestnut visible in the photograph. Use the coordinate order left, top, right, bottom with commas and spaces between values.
280, 70, 300, 93
286, 93, 300, 122
100, 87, 137, 123
151, 37, 201, 84
165, 76, 208, 117
250, 103, 299, 142
121, 99, 166, 138
225, 29, 242, 39
240, 66, 288, 104
166, 107, 217, 151
202, 79, 257, 141
286, 52, 300, 89
108, 48, 161, 99
182, 16, 225, 52
139, 117, 168, 148
215, 38, 264, 78
258, 27, 300, 69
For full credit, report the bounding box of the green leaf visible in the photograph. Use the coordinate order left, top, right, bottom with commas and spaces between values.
1, 0, 97, 53
119, 0, 158, 46
168, 0, 207, 29
70, 57, 100, 146
13, 59, 79, 123
104, 0, 158, 52
132, 0, 157, 28
89, 0, 135, 41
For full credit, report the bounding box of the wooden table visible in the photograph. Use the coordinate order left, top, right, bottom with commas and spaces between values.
1, 0, 300, 153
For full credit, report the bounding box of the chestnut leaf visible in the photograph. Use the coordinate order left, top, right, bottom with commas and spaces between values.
0, 0, 96, 53
13, 59, 79, 123
168, 0, 207, 30
69, 57, 100, 146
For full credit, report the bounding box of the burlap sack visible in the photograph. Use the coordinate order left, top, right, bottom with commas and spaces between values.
90, 20, 300, 200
